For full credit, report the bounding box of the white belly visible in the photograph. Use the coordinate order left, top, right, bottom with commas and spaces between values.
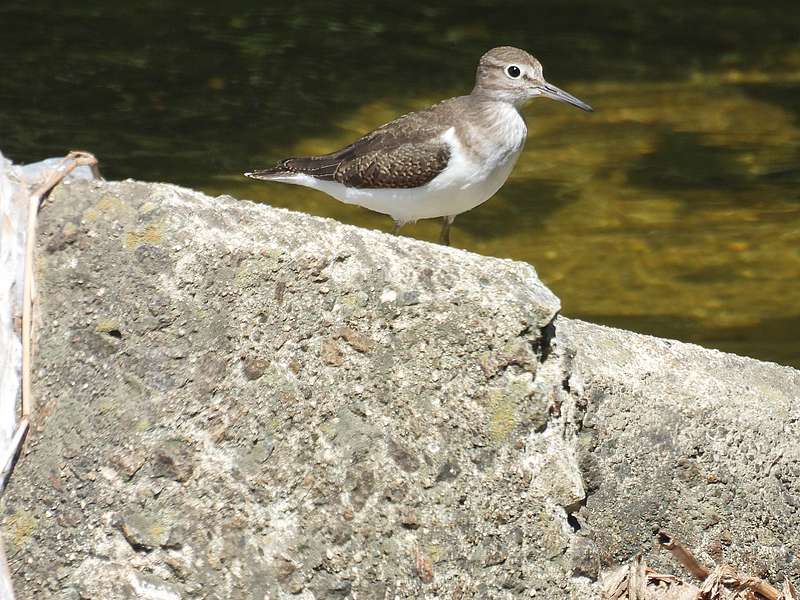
314, 149, 522, 222
272, 105, 527, 224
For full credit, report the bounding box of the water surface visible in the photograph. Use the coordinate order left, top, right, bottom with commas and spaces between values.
2, 1, 798, 366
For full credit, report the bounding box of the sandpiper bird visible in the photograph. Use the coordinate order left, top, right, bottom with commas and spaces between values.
245, 46, 592, 245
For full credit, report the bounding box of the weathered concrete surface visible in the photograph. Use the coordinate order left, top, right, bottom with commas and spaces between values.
561, 319, 800, 584
1, 179, 798, 599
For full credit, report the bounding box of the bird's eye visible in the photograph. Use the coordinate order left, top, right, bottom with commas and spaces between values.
506, 65, 521, 79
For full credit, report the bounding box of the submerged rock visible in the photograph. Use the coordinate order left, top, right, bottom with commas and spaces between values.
2, 179, 798, 598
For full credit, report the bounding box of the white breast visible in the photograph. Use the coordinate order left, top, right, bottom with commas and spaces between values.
277, 103, 527, 224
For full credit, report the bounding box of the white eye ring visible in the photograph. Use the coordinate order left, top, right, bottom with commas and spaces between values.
506, 65, 521, 79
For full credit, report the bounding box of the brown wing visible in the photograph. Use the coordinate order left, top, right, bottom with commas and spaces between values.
330, 142, 449, 188
248, 100, 458, 189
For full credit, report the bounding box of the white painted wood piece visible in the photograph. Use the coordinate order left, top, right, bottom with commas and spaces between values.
0, 151, 27, 491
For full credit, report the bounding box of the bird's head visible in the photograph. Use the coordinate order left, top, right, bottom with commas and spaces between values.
473, 46, 593, 112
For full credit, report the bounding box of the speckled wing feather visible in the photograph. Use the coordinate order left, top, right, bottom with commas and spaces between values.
249, 102, 456, 189
328, 142, 450, 188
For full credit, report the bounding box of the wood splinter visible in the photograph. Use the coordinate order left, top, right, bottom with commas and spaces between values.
657, 529, 711, 581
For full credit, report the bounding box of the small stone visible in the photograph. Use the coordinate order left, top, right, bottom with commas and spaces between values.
328, 579, 351, 598
387, 438, 419, 472
242, 356, 269, 380
346, 468, 375, 511
56, 508, 83, 528
275, 280, 287, 304
415, 547, 434, 584
483, 547, 508, 567
127, 573, 182, 599
334, 326, 373, 353
152, 440, 195, 482
195, 354, 228, 395
331, 523, 353, 544
360, 582, 387, 598
287, 573, 305, 594
399, 507, 420, 529
46, 222, 79, 252
398, 290, 420, 306
311, 574, 351, 599
110, 450, 146, 480
471, 535, 509, 568
115, 511, 171, 551
567, 536, 600, 580
383, 481, 407, 503
58, 587, 81, 600
248, 438, 274, 464
274, 557, 296, 581
435, 460, 460, 482
707, 539, 723, 563
320, 339, 344, 366
166, 344, 188, 358
163, 554, 191, 580
163, 524, 185, 549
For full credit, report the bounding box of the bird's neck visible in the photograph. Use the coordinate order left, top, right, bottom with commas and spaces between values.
470, 86, 527, 109
451, 98, 527, 164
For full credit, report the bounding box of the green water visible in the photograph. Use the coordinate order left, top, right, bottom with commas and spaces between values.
2, 2, 799, 367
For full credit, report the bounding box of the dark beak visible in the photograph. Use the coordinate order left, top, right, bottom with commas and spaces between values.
539, 81, 593, 112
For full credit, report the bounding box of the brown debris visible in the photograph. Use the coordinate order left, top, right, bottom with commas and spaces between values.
600, 532, 796, 600
601, 555, 695, 600
659, 530, 782, 600
781, 581, 798, 600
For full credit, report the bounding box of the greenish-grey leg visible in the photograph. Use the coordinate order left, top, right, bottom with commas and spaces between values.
439, 215, 455, 246
391, 220, 403, 235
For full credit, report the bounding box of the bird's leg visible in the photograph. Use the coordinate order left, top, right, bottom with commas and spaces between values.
439, 215, 456, 246
391, 220, 403, 236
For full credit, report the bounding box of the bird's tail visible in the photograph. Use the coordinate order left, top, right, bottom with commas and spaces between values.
244, 165, 294, 180
245, 155, 341, 181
